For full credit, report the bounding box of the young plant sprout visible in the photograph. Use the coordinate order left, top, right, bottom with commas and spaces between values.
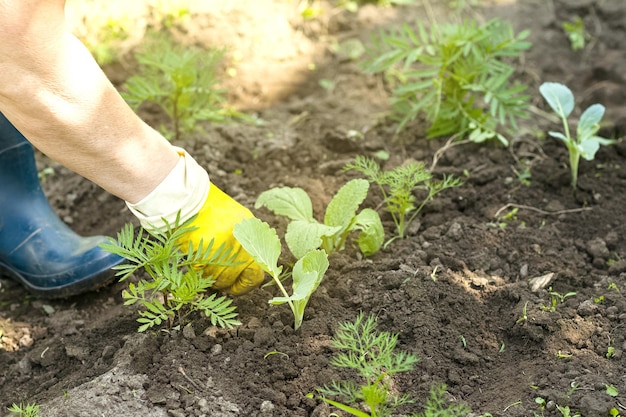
344, 156, 462, 245
308, 313, 471, 416
309, 313, 419, 417
122, 33, 234, 141
233, 218, 329, 330
254, 179, 384, 258
539, 82, 614, 189
102, 215, 240, 332
7, 402, 41, 417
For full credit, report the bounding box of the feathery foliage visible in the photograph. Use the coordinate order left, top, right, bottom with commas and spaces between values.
310, 313, 419, 417
362, 18, 532, 145
101, 216, 240, 332
344, 156, 462, 244
122, 34, 230, 141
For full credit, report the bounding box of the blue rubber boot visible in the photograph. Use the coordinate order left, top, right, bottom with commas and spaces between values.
0, 113, 124, 298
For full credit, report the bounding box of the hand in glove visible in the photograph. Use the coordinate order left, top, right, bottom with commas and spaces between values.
177, 184, 264, 295
126, 148, 264, 295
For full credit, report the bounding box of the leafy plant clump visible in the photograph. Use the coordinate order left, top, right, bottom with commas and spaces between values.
539, 82, 615, 189
7, 402, 41, 417
562, 17, 588, 51
102, 217, 240, 332
233, 218, 329, 330
413, 384, 472, 417
255, 178, 384, 259
309, 313, 419, 416
309, 313, 470, 417
122, 34, 232, 141
362, 18, 532, 145
344, 156, 462, 244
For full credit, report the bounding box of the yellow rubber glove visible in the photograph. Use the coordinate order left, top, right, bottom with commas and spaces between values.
177, 184, 265, 295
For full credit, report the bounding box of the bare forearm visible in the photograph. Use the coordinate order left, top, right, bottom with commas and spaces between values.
0, 1, 179, 203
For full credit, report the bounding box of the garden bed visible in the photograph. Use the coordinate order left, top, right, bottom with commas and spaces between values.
2, 1, 626, 416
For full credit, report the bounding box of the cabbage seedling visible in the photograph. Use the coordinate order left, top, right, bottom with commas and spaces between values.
233, 218, 329, 330
539, 82, 615, 189
255, 179, 384, 259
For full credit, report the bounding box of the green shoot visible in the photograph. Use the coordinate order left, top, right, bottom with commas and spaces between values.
7, 403, 40, 417
556, 405, 581, 417
344, 156, 462, 244
309, 313, 419, 417
233, 218, 329, 330
255, 179, 384, 259
607, 345, 615, 359
516, 301, 529, 324
562, 17, 588, 51
362, 18, 531, 144
122, 34, 233, 141
101, 216, 240, 332
541, 287, 576, 313
411, 383, 471, 417
539, 82, 615, 189
606, 384, 619, 397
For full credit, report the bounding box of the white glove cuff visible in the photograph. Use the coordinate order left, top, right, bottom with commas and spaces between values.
125, 147, 210, 231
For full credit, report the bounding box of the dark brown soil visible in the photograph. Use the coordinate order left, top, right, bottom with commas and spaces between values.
2, 1, 626, 416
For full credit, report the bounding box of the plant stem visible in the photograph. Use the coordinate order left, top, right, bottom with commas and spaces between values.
569, 147, 579, 189
271, 273, 297, 327
559, 114, 579, 189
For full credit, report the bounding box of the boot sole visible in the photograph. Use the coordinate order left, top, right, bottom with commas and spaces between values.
0, 261, 121, 299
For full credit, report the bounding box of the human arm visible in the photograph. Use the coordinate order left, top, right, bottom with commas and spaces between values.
0, 0, 263, 294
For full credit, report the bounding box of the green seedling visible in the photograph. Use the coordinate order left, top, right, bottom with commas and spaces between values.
7, 403, 40, 417
556, 350, 573, 359
233, 218, 329, 330
516, 300, 529, 324
264, 351, 289, 359
309, 313, 419, 417
606, 384, 619, 397
37, 167, 55, 183
610, 408, 623, 417
362, 18, 531, 144
123, 34, 233, 141
566, 382, 580, 398
102, 215, 240, 332
539, 82, 615, 189
541, 287, 576, 312
413, 383, 471, 417
255, 179, 384, 259
535, 396, 547, 411
513, 165, 532, 186
490, 207, 526, 229
556, 405, 581, 417
607, 345, 615, 359
562, 17, 588, 51
344, 156, 461, 244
